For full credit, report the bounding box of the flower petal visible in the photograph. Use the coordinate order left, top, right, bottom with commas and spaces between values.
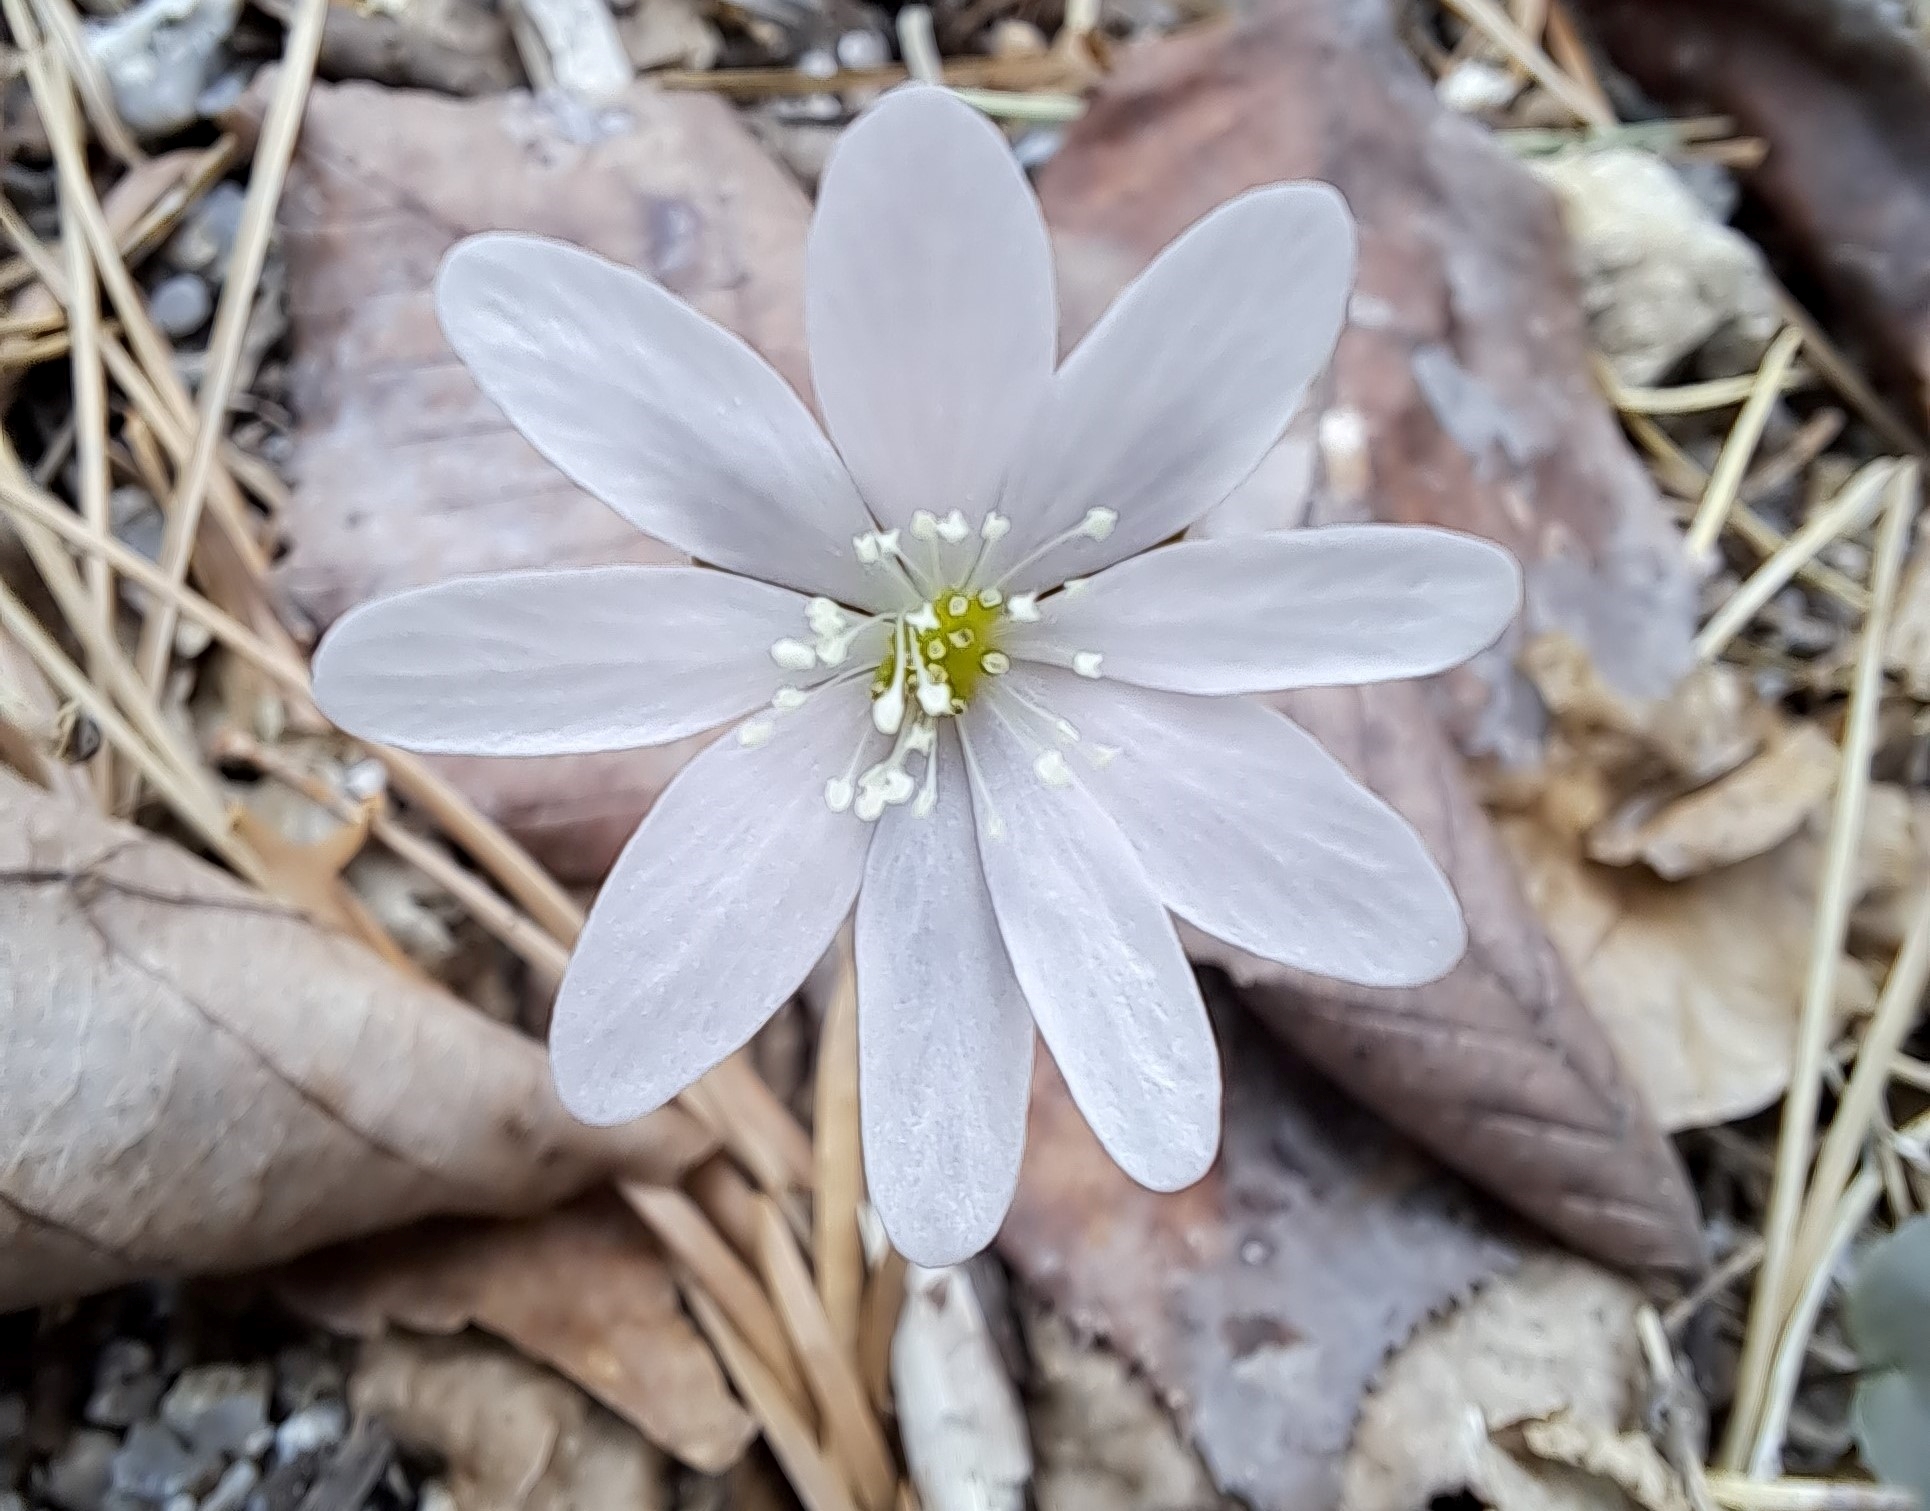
1019, 668, 1466, 986
437, 234, 888, 608
313, 566, 818, 755
549, 680, 874, 1124
807, 87, 1055, 536
964, 697, 1219, 1190
996, 184, 1355, 584
1008, 526, 1521, 696
857, 725, 1033, 1266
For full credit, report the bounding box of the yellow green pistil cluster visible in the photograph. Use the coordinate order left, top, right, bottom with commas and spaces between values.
873, 587, 1011, 716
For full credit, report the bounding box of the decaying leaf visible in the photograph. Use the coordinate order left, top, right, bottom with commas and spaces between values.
1500, 815, 1870, 1132
1022, 1302, 1230, 1511
1000, 991, 1512, 1511
351, 1331, 667, 1511
278, 1196, 753, 1472
1574, 0, 1930, 422
0, 770, 710, 1311
271, 77, 816, 881
1496, 1413, 1688, 1511
1585, 722, 1839, 880
1342, 1254, 1659, 1511
894, 1263, 1032, 1511
1036, 0, 1701, 1271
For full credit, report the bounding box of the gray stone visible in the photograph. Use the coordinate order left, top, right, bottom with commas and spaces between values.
86, 1340, 164, 1429
165, 182, 244, 277
196, 1460, 256, 1511
148, 273, 211, 339
111, 1422, 221, 1502
87, 0, 244, 139
160, 1366, 269, 1459
270, 1404, 344, 1467
42, 1428, 118, 1511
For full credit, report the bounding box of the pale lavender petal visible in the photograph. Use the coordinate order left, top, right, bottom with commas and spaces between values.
550, 680, 874, 1124
437, 234, 889, 608
995, 184, 1355, 586
313, 566, 817, 755
857, 724, 1033, 1266
965, 697, 1219, 1190
808, 86, 1055, 534
1006, 526, 1521, 696
1018, 668, 1466, 986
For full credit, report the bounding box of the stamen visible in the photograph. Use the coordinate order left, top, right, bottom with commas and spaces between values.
936, 509, 971, 544
771, 638, 818, 670
991, 513, 1122, 590
807, 597, 847, 637
1034, 749, 1073, 787
1072, 651, 1104, 679
737, 717, 775, 748
981, 651, 1010, 675
955, 720, 1004, 841
977, 587, 1003, 608
1085, 744, 1120, 769
825, 777, 854, 812
1080, 507, 1117, 540
909, 510, 939, 540
873, 621, 909, 734
771, 687, 809, 711
1006, 592, 1040, 622
913, 734, 941, 817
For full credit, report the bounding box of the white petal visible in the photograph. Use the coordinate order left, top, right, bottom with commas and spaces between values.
857, 724, 1033, 1266
807, 87, 1055, 535
549, 680, 874, 1124
964, 698, 1219, 1190
996, 184, 1355, 584
313, 566, 817, 755
437, 234, 888, 608
1019, 668, 1466, 986
1009, 526, 1521, 695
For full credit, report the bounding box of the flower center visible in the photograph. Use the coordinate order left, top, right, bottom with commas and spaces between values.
872, 587, 1011, 718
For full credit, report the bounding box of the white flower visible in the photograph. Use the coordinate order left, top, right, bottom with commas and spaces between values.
311, 85, 1521, 1265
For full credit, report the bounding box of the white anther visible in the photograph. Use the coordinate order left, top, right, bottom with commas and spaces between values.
1072, 651, 1104, 679
772, 686, 809, 711
771, 638, 818, 670
1080, 507, 1117, 540
917, 680, 953, 717
853, 532, 881, 564
1053, 716, 1079, 743
737, 717, 775, 748
927, 638, 948, 660
910, 510, 940, 540
873, 682, 905, 734
1086, 744, 1120, 769
977, 587, 1003, 608
906, 721, 936, 754
855, 786, 888, 822
1063, 577, 1089, 595
824, 777, 854, 812
807, 597, 847, 635
949, 629, 973, 648
947, 595, 970, 616
877, 529, 902, 556
907, 604, 939, 631
881, 768, 916, 805
816, 638, 850, 667
980, 512, 1010, 542
1034, 749, 1073, 787
981, 651, 1011, 675
937, 510, 970, 543
1006, 592, 1040, 622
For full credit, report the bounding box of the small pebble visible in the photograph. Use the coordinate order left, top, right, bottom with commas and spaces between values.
159, 1365, 270, 1459
110, 1421, 220, 1502
197, 1459, 256, 1511
165, 181, 244, 276
148, 273, 212, 340
42, 1427, 117, 1511
834, 27, 885, 68
85, 1340, 163, 1429
271, 1403, 345, 1466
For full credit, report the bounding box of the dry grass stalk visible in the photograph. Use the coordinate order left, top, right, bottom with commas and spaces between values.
817, 952, 866, 1354
1720, 462, 1921, 1466
1684, 327, 1806, 559
1440, 0, 1612, 126
1706, 1473, 1917, 1511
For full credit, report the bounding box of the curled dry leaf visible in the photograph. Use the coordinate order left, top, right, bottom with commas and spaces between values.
1037, 0, 1701, 1271
268, 77, 816, 881
277, 1195, 754, 1472
1342, 1254, 1656, 1511
1000, 992, 1512, 1511
0, 770, 710, 1311
351, 1330, 668, 1511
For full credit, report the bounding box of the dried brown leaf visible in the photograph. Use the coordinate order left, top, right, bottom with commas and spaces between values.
1035, 0, 1702, 1271
1342, 1255, 1654, 1511
351, 1330, 668, 1511
278, 1195, 754, 1472
0, 770, 710, 1310
270, 78, 815, 881
1497, 1412, 1688, 1511
1000, 993, 1512, 1511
